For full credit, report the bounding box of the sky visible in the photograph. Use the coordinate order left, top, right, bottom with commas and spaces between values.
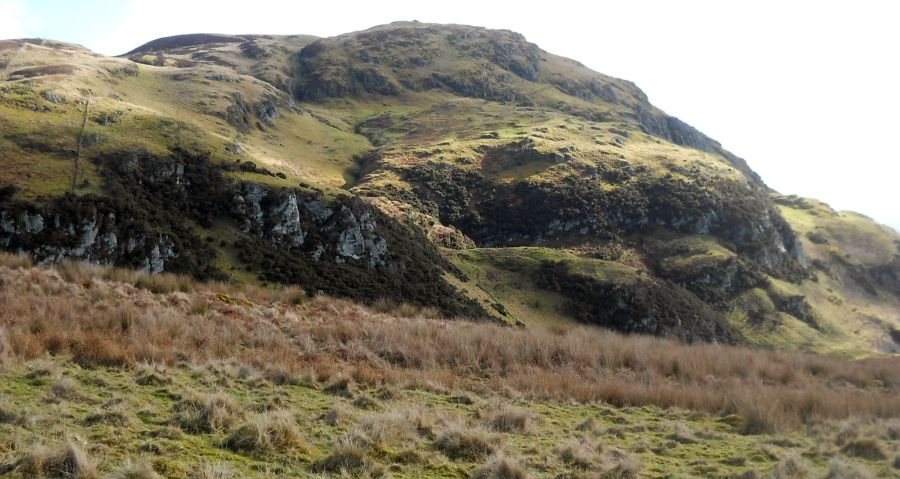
1, 0, 898, 231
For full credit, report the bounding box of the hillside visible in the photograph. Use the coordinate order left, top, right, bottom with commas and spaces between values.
0, 23, 898, 355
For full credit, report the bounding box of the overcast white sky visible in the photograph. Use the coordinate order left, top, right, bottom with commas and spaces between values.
2, 0, 898, 231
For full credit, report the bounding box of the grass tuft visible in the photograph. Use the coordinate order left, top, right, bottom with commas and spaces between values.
173, 391, 241, 434
223, 411, 307, 454
480, 404, 533, 433
13, 438, 98, 479
115, 461, 162, 479
840, 438, 887, 460
470, 454, 529, 479
314, 436, 370, 473
434, 424, 499, 461
323, 374, 354, 397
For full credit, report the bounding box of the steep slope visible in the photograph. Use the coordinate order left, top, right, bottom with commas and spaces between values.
1, 24, 897, 353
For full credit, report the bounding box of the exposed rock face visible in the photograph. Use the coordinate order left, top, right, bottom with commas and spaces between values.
0, 202, 177, 273
0, 148, 483, 317
223, 93, 287, 132
233, 184, 388, 267
400, 158, 807, 279
535, 260, 741, 344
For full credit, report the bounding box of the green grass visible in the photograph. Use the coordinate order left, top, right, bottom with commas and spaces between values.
447, 247, 643, 327
2, 358, 893, 478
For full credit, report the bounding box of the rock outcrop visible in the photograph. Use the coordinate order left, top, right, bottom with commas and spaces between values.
0, 148, 485, 317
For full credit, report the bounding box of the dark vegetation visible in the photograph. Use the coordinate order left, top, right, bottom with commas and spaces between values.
0, 147, 486, 317
527, 258, 740, 343
396, 156, 805, 279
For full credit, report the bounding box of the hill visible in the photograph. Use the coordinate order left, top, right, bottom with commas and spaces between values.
0, 23, 898, 355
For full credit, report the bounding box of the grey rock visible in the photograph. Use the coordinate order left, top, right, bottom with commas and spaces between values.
270, 194, 305, 247
22, 212, 43, 234
40, 90, 65, 104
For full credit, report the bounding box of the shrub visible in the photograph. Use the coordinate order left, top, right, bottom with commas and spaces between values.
434, 424, 499, 461
173, 391, 241, 434
223, 411, 306, 453
470, 454, 529, 479
13, 439, 98, 479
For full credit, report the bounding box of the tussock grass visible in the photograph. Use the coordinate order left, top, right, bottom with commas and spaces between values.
434, 424, 499, 461
0, 326, 10, 369
824, 458, 874, 479
320, 404, 353, 426
11, 438, 98, 479
50, 376, 79, 398
223, 410, 307, 454
314, 436, 371, 473
323, 374, 354, 397
352, 394, 381, 410
0, 256, 898, 436
356, 407, 435, 446
189, 463, 233, 479
83, 406, 130, 426
771, 454, 811, 479
114, 461, 162, 479
471, 454, 529, 479
479, 404, 533, 433
557, 438, 601, 470
0, 402, 20, 424
840, 438, 887, 460
173, 391, 241, 434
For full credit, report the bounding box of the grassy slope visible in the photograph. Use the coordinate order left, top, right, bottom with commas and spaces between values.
0, 257, 897, 478
2, 359, 893, 479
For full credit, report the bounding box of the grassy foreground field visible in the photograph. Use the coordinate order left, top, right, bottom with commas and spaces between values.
0, 254, 898, 478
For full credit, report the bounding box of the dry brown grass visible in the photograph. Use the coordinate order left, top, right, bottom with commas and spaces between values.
173, 391, 242, 434
1, 256, 898, 434
434, 424, 499, 461
479, 404, 533, 433
471, 454, 529, 479
114, 461, 162, 479
840, 438, 887, 460
223, 410, 307, 454
313, 436, 371, 473
10, 438, 98, 479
